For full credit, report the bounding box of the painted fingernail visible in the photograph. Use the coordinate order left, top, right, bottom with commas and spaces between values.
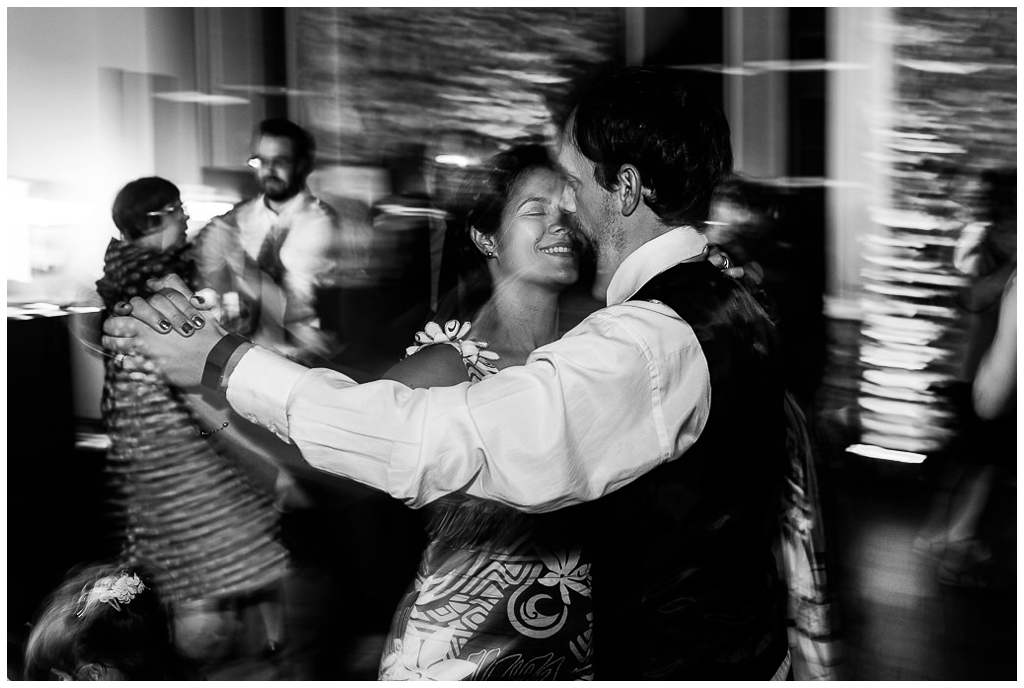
192, 294, 205, 305
181, 322, 194, 335
191, 316, 205, 328
158, 319, 172, 331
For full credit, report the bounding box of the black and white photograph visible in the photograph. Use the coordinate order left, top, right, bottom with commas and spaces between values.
7, 6, 1016, 681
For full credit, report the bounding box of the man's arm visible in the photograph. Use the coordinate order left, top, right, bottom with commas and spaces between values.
102, 279, 711, 513
226, 303, 710, 512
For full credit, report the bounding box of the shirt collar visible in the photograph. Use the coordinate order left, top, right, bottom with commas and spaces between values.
259, 187, 311, 217
605, 226, 708, 306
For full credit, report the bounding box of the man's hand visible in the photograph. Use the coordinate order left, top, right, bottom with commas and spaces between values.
101, 274, 226, 388
707, 244, 765, 288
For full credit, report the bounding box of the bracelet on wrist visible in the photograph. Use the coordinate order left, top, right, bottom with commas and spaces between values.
198, 421, 229, 437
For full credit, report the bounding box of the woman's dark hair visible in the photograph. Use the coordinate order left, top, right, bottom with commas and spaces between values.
978, 167, 1017, 266
23, 562, 190, 680
566, 66, 732, 228
435, 143, 559, 321
980, 167, 1016, 226
111, 177, 181, 241
708, 176, 787, 251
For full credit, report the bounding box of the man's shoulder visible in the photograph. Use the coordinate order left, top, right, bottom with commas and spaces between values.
294, 189, 339, 222
191, 200, 254, 250
205, 197, 258, 228
602, 298, 690, 324
557, 300, 700, 357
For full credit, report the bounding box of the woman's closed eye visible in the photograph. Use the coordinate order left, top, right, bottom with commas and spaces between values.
518, 199, 553, 217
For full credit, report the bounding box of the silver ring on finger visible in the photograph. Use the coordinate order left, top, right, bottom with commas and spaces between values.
721, 255, 730, 269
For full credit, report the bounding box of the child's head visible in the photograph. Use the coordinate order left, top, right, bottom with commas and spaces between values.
24, 563, 187, 680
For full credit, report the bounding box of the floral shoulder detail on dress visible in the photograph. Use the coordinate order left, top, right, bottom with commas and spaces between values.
406, 320, 500, 382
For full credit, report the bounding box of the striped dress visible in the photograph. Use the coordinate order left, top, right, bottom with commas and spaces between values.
96, 237, 288, 603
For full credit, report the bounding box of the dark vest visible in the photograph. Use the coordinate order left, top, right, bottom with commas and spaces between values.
567, 261, 788, 680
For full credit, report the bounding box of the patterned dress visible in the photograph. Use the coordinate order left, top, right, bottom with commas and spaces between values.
379, 321, 594, 681
96, 237, 289, 604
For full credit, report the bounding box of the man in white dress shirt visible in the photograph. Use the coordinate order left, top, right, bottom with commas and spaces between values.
193, 118, 338, 364
104, 67, 789, 679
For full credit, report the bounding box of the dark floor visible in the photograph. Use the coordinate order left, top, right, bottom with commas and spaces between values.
834, 458, 1016, 680
8, 425, 1016, 681
225, 450, 1018, 681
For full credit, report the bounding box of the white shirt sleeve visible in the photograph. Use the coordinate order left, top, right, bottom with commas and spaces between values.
227, 301, 711, 513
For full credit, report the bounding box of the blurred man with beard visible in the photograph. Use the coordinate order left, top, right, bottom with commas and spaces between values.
188, 119, 346, 675
193, 118, 338, 364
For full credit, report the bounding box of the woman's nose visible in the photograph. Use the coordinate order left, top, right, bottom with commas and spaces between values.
549, 212, 569, 233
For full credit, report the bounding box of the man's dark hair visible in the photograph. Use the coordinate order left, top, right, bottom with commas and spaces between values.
257, 118, 316, 167
111, 177, 181, 240
566, 66, 733, 227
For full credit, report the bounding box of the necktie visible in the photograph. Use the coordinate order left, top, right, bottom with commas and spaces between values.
257, 225, 291, 285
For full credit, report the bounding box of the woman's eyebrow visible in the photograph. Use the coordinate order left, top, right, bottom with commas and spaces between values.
516, 196, 551, 211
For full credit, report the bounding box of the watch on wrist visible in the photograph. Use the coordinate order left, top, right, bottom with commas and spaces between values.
201, 332, 250, 392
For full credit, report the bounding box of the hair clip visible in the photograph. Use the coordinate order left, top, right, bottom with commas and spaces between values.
76, 571, 146, 617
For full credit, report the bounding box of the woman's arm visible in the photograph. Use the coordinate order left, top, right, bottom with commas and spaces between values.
381, 342, 472, 389
972, 272, 1016, 420
183, 327, 474, 504
183, 390, 382, 507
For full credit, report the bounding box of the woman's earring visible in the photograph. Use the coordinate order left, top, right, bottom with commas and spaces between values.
485, 250, 495, 259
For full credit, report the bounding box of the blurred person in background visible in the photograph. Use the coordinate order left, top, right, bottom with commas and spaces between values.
103, 65, 788, 680
190, 122, 364, 669
915, 167, 1016, 589
706, 176, 825, 407
971, 269, 1015, 421
426, 131, 496, 308
95, 177, 290, 672
351, 143, 446, 371
377, 144, 594, 680
24, 562, 196, 680
191, 118, 340, 366
708, 175, 844, 680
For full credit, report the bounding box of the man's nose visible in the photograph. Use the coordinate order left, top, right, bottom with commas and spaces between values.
558, 185, 576, 214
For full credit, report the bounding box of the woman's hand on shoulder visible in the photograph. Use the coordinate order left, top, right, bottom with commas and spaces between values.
707, 243, 764, 287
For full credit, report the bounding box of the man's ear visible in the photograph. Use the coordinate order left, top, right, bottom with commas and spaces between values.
616, 164, 644, 217
470, 227, 497, 256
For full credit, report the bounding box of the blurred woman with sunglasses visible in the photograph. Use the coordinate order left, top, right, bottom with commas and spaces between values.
95, 177, 291, 672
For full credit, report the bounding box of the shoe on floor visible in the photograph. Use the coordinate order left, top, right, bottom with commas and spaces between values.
912, 534, 948, 561
937, 559, 1008, 589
